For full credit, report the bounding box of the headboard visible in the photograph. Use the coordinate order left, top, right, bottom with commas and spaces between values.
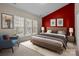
47, 27, 67, 34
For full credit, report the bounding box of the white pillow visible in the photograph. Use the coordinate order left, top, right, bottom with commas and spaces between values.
57, 30, 66, 35
47, 30, 52, 33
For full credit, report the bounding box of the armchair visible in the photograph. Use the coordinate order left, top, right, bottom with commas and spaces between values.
0, 36, 18, 53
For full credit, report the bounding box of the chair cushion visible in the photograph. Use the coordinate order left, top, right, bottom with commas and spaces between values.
3, 35, 10, 40
11, 40, 17, 44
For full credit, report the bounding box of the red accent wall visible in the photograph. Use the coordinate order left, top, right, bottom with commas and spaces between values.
42, 3, 75, 31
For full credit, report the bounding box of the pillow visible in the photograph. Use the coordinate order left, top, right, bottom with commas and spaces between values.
47, 30, 52, 33
3, 35, 10, 40
51, 30, 57, 33
57, 30, 66, 35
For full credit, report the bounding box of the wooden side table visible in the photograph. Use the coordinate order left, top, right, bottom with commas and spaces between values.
67, 36, 75, 42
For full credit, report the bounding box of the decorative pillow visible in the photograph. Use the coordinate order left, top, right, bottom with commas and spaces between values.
51, 30, 57, 33
3, 35, 10, 40
57, 30, 66, 35
47, 30, 52, 33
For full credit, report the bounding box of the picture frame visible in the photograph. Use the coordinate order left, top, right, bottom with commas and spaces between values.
1, 13, 14, 29
50, 19, 56, 26
57, 18, 63, 26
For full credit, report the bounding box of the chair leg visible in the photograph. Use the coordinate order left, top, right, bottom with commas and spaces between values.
11, 47, 14, 53
18, 43, 19, 47
0, 48, 2, 53
17, 41, 19, 47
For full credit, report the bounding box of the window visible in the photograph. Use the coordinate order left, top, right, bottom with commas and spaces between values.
14, 16, 38, 37
14, 16, 24, 37
24, 18, 32, 36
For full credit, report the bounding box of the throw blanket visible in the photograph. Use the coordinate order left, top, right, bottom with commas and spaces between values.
40, 33, 67, 45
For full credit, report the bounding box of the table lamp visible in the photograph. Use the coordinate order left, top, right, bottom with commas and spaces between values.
41, 27, 44, 33
69, 28, 73, 36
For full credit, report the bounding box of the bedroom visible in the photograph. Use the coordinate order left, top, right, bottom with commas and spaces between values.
0, 3, 78, 56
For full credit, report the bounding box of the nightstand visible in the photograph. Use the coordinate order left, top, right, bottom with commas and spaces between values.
67, 36, 75, 42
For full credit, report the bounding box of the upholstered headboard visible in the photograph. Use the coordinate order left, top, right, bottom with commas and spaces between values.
47, 27, 67, 34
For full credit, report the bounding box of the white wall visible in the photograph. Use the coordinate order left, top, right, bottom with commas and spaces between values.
75, 3, 79, 46
75, 3, 79, 55
0, 3, 42, 34
37, 17, 42, 34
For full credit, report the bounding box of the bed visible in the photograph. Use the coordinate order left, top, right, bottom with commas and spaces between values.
31, 27, 68, 53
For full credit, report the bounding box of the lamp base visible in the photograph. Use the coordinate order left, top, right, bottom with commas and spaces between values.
42, 30, 44, 33
70, 32, 73, 36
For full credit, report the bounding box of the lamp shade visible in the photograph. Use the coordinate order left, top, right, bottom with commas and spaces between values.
69, 28, 73, 32
41, 27, 44, 30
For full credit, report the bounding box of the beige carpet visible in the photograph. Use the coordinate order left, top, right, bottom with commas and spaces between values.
0, 44, 42, 56
20, 40, 76, 56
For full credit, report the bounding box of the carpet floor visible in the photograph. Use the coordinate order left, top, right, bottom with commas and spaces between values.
0, 40, 76, 56
0, 44, 43, 56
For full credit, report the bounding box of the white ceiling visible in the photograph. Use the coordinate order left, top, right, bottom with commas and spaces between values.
9, 3, 68, 17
